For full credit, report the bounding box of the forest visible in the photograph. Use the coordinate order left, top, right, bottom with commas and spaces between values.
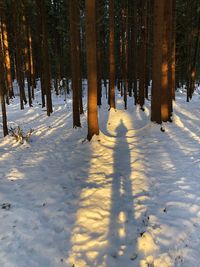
0, 0, 200, 267
0, 0, 199, 138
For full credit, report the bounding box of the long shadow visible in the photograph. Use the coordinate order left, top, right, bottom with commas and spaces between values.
105, 120, 135, 266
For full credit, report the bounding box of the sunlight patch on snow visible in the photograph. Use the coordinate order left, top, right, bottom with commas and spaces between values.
175, 102, 199, 121
136, 107, 144, 121
118, 227, 126, 238
68, 140, 114, 267
23, 154, 45, 167
6, 167, 24, 180
138, 231, 158, 252
174, 114, 200, 143
118, 211, 126, 223
32, 112, 71, 139
144, 106, 150, 117
0, 136, 12, 148
0, 152, 10, 161
106, 109, 133, 136
68, 108, 153, 266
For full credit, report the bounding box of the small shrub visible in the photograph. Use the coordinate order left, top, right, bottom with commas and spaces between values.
9, 126, 34, 144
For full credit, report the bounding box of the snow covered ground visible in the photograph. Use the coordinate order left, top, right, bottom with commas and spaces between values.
0, 87, 200, 267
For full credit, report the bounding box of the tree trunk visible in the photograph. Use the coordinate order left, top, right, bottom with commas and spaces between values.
96, 0, 102, 107
151, 0, 164, 123
0, 18, 8, 136
1, 18, 13, 98
171, 0, 176, 100
132, 0, 138, 105
13, 1, 27, 109
161, 0, 172, 122
85, 0, 99, 140
108, 0, 115, 109
69, 0, 81, 127
36, 0, 53, 116
24, 15, 32, 107
138, 0, 147, 110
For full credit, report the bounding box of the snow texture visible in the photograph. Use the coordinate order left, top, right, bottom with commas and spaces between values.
0, 87, 200, 267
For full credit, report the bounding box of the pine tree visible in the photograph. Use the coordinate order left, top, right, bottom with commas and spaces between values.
69, 0, 81, 127
85, 0, 99, 140
108, 0, 116, 109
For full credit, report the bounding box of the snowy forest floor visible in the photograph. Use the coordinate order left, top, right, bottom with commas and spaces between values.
0, 88, 200, 267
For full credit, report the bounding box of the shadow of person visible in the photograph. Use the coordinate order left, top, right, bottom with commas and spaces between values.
105, 119, 136, 265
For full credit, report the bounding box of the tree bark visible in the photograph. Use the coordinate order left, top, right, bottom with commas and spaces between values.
108, 0, 115, 109
151, 0, 164, 123
85, 0, 99, 140
69, 0, 81, 127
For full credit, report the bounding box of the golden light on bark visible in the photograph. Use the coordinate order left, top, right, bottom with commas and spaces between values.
162, 62, 168, 87
29, 32, 34, 77
85, 0, 99, 140
191, 69, 196, 78
2, 22, 12, 91
161, 103, 169, 121
161, 60, 169, 121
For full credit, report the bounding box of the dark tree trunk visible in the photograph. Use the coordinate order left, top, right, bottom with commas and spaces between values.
69, 0, 81, 127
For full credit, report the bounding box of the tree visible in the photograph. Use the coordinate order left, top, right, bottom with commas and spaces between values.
151, 0, 164, 124
13, 0, 27, 110
1, 0, 200, 139
85, 0, 99, 140
0, 5, 13, 100
161, 0, 173, 122
108, 0, 115, 109
69, 0, 81, 127
138, 0, 147, 110
36, 0, 53, 116
0, 12, 8, 136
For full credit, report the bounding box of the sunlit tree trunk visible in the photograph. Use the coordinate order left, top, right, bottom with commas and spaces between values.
151, 0, 164, 123
1, 17, 13, 98
85, 0, 99, 140
0, 20, 8, 136
171, 0, 176, 101
152, 0, 174, 123
96, 0, 102, 107
127, 0, 133, 97
122, 4, 128, 109
108, 0, 115, 109
161, 0, 171, 122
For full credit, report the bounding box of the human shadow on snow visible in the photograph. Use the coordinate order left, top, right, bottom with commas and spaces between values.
104, 120, 136, 266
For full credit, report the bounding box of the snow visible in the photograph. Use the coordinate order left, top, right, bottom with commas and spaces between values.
0, 87, 200, 267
